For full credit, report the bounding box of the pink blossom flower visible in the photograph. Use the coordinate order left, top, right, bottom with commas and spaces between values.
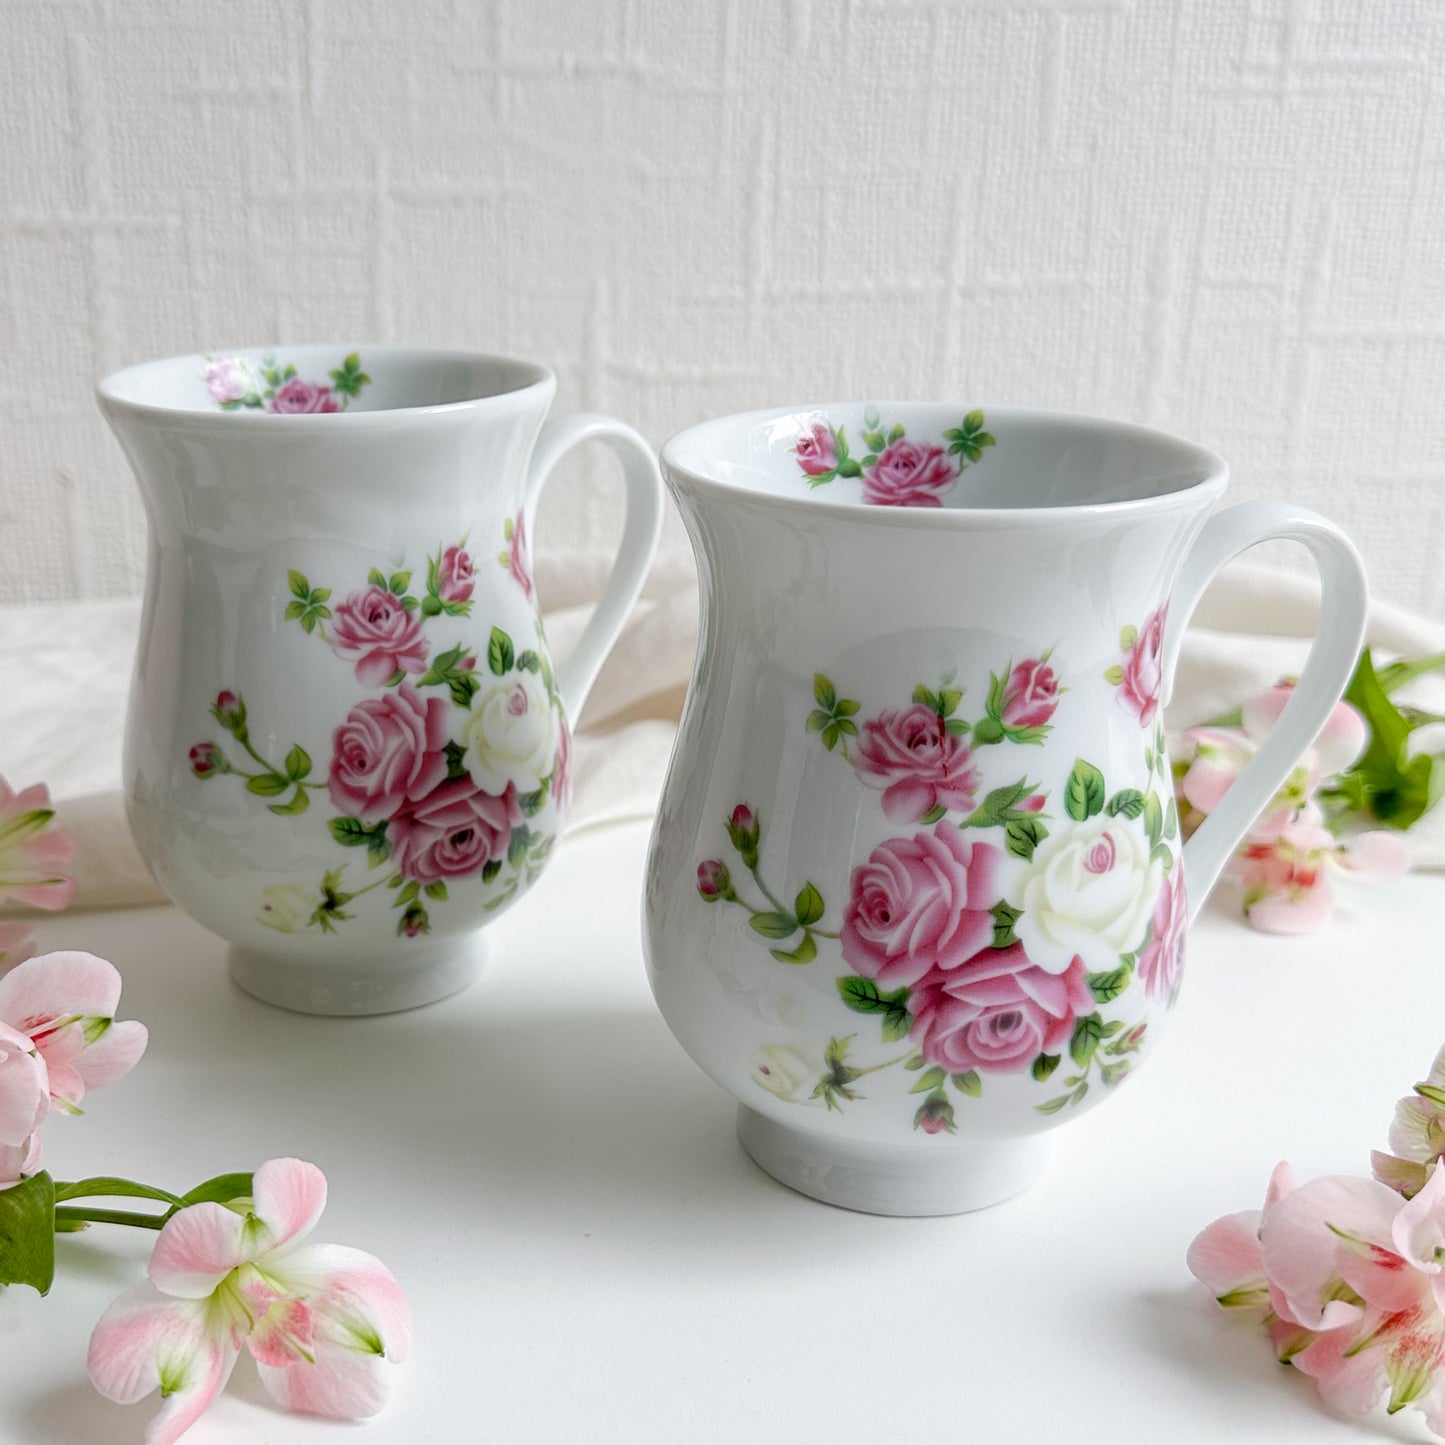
854, 705, 980, 822
794, 422, 838, 478
1186, 1161, 1299, 1319
696, 860, 731, 900
388, 778, 521, 884
841, 828, 1002, 989
188, 743, 221, 778
507, 514, 533, 599
0, 777, 75, 911
438, 545, 474, 605
908, 944, 1094, 1074
1136, 863, 1188, 1002
0, 1019, 48, 1178
863, 440, 956, 507
1116, 605, 1167, 726
1000, 658, 1060, 730
0, 951, 148, 1113
88, 1158, 410, 1444
331, 587, 429, 688
1372, 1048, 1445, 1199
201, 359, 246, 404
327, 684, 449, 823
268, 378, 340, 414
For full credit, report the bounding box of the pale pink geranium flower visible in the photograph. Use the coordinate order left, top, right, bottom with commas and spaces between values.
1372, 1045, 1445, 1199
0, 776, 76, 912
0, 1019, 49, 1188
0, 950, 148, 1114
88, 1158, 410, 1445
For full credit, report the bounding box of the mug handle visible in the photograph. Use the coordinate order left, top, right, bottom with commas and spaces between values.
1160, 500, 1369, 922
526, 412, 665, 719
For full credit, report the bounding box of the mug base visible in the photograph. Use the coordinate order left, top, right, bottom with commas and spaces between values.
228, 934, 486, 1016
736, 1105, 1051, 1216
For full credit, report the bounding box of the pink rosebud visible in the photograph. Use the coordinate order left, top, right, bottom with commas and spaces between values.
507, 514, 533, 600
1019, 793, 1046, 813
1000, 658, 1059, 730
211, 691, 245, 732
730, 805, 754, 833
1116, 606, 1167, 727
863, 440, 956, 507
189, 743, 220, 778
400, 907, 428, 938
438, 546, 474, 605
268, 377, 340, 413
794, 422, 838, 478
697, 859, 732, 900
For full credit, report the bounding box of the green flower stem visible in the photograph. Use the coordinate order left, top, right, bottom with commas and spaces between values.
810, 927, 840, 940
747, 865, 788, 915
54, 1206, 168, 1231
346, 877, 392, 901
850, 1052, 914, 1078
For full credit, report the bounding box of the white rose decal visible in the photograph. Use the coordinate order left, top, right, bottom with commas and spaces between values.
1015, 813, 1161, 974
748, 1042, 825, 1103
460, 674, 560, 794
255, 883, 315, 933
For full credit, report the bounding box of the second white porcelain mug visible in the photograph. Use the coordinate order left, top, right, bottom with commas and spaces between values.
101, 346, 662, 1016
645, 403, 1367, 1216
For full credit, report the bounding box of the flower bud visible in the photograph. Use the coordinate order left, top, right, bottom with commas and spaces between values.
188, 742, 227, 778
696, 859, 732, 900
212, 690, 247, 735
725, 803, 761, 864
914, 1094, 957, 1135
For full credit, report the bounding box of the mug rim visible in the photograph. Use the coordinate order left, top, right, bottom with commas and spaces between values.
661, 402, 1230, 526
96, 344, 555, 426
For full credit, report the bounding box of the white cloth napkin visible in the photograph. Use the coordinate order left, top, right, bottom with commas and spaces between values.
2, 559, 1443, 910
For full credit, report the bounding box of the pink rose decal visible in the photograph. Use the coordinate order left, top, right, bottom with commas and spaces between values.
854, 704, 980, 823
1000, 658, 1059, 730
794, 422, 838, 478
201, 359, 246, 404
551, 720, 572, 809
388, 778, 522, 884
1116, 605, 1167, 726
863, 440, 956, 507
268, 377, 340, 414
909, 945, 1094, 1075
841, 828, 1002, 989
1137, 864, 1187, 1002
438, 546, 474, 605
331, 586, 429, 688
507, 514, 533, 600
327, 684, 449, 823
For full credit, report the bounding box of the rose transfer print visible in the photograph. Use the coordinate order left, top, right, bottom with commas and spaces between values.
792, 405, 995, 507
697, 647, 1183, 1135
186, 516, 565, 939
201, 352, 371, 413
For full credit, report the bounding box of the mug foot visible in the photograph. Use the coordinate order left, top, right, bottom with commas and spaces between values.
228, 935, 486, 1016
736, 1105, 1051, 1216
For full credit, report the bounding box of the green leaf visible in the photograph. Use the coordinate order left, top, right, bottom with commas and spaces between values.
1119, 624, 1138, 651
368, 567, 388, 589
389, 571, 412, 595
424, 881, 448, 901
287, 570, 310, 599
793, 882, 824, 928
1036, 1094, 1072, 1116
507, 826, 531, 869
1103, 664, 1125, 686
181, 1172, 254, 1206
1337, 648, 1443, 829
1106, 789, 1145, 819
963, 408, 984, 432
246, 773, 290, 797
1151, 842, 1173, 871
284, 745, 311, 781
805, 710, 828, 734
447, 673, 480, 708
284, 600, 305, 620
821, 723, 841, 751
1004, 817, 1048, 860
938, 688, 963, 717
330, 816, 381, 848
889, 423, 904, 443
834, 699, 859, 716
910, 1065, 947, 1094
488, 627, 515, 676
748, 911, 797, 939
904, 1054, 926, 1071
952, 1070, 982, 1097
1065, 760, 1106, 821
813, 674, 836, 710
1087, 965, 1132, 1003
53, 1176, 185, 1206
1143, 792, 1165, 846
517, 649, 542, 673
919, 803, 947, 825
268, 788, 310, 816
835, 976, 912, 1041
912, 684, 939, 710
0, 1171, 55, 1294
518, 786, 547, 817
990, 900, 1021, 948
770, 934, 817, 964
1070, 1013, 1105, 1069
838, 458, 862, 478
1032, 1053, 1061, 1082
481, 858, 503, 884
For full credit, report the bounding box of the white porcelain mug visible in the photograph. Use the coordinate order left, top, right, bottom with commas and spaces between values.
644, 403, 1367, 1216
100, 346, 662, 1015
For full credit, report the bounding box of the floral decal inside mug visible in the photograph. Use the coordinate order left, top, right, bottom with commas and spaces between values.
696, 641, 1185, 1135
792, 406, 995, 507
187, 512, 566, 938
200, 352, 372, 414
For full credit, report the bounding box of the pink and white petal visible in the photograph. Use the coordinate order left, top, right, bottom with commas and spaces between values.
1264, 1160, 1297, 1211
1335, 830, 1412, 881
1312, 702, 1369, 776
87, 1284, 237, 1445
1186, 1210, 1265, 1301
1180, 755, 1242, 814
1245, 882, 1334, 935
1290, 1319, 1389, 1419
1373, 1149, 1430, 1198
1391, 1161, 1445, 1270
255, 1347, 392, 1420
278, 1243, 412, 1363
0, 1131, 42, 1187
1260, 1174, 1401, 1328
0, 950, 123, 1032
149, 1202, 256, 1297
0, 1023, 49, 1146
74, 1019, 149, 1091
251, 1158, 328, 1259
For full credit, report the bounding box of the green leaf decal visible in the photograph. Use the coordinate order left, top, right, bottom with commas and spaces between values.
813, 674, 836, 710
990, 900, 1021, 948
1004, 817, 1048, 860
835, 976, 912, 1042
488, 627, 515, 676
1031, 1053, 1061, 1082
1106, 789, 1145, 819
1070, 1012, 1105, 1069
1065, 760, 1106, 821
952, 1070, 983, 1097
1087, 966, 1133, 1003
246, 774, 289, 797
1143, 792, 1165, 846
283, 745, 311, 781
748, 911, 797, 939
287, 570, 310, 599
770, 934, 817, 965
793, 883, 824, 928
910, 1065, 947, 1094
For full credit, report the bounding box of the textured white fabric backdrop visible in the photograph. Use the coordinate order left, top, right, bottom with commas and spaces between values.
1, 0, 1442, 614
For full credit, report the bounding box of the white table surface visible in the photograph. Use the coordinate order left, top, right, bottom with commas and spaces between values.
3, 818, 1442, 1445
